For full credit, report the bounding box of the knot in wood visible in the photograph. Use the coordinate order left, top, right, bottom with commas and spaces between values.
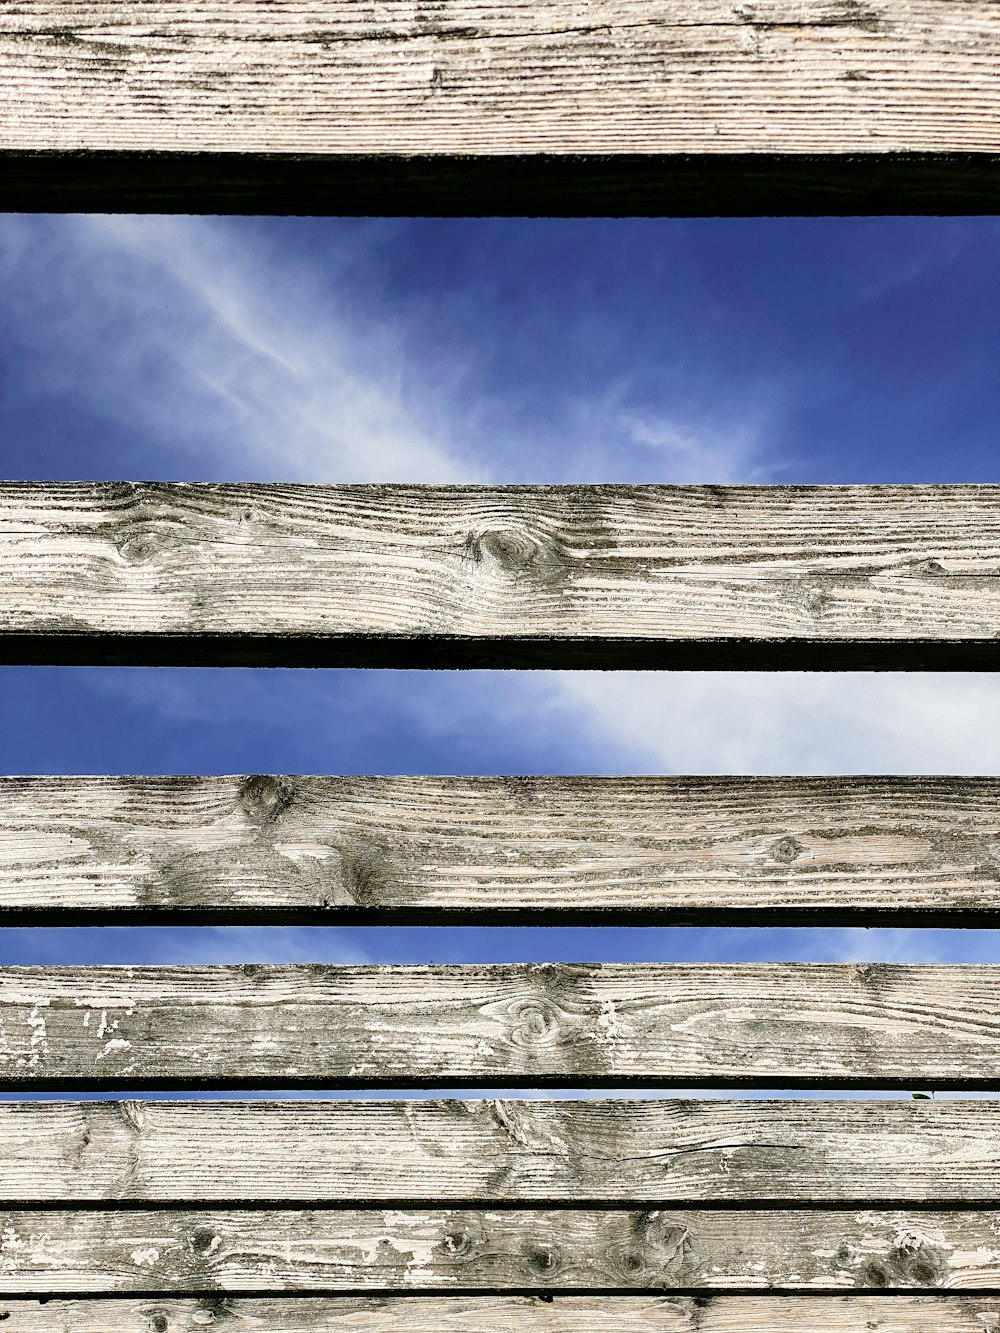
890, 1231, 943, 1286
524, 1242, 562, 1276
465, 525, 554, 574
188, 1226, 223, 1259
118, 1100, 146, 1134
853, 960, 891, 991
147, 1314, 169, 1333
506, 996, 563, 1049
239, 774, 294, 824
617, 1247, 645, 1275
442, 1225, 476, 1259
643, 1217, 693, 1266
769, 836, 804, 864
117, 528, 163, 564
861, 1257, 891, 1287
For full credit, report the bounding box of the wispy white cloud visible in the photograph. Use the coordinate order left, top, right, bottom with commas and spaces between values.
0, 214, 474, 482
622, 410, 778, 484
541, 670, 1000, 776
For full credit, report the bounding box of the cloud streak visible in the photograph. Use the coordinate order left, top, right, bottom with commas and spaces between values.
0, 214, 475, 483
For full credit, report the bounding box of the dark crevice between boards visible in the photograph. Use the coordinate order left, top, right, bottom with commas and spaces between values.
7, 633, 1000, 669
2, 150, 1000, 216
3, 908, 1000, 928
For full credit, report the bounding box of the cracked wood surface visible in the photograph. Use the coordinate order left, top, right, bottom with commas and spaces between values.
3, 1205, 1000, 1292
6, 1099, 1000, 1205
5, 1295, 1000, 1331
7, 774, 1000, 926
4, 963, 1000, 1090
2, 2, 1000, 212
6, 483, 1000, 668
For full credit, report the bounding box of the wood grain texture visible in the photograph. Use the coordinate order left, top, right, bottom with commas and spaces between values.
7, 484, 1000, 668
2, 2, 1000, 213
5, 1098, 1000, 1205
6, 1205, 1000, 1293
5, 963, 1000, 1090
8, 774, 1000, 927
3, 1296, 1000, 1331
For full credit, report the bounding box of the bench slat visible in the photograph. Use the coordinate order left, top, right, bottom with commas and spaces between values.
2, 2, 1000, 214
5, 484, 1000, 668
0, 1205, 995, 1293
0, 963, 999, 1090
0, 1295, 997, 1330
2, 1099, 999, 1204
5, 774, 1000, 927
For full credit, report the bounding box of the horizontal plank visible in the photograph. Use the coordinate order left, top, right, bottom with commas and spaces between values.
3, 964, 1000, 1090
8, 484, 1000, 668
2, 2, 1000, 214
4, 1205, 1000, 1293
8, 774, 1000, 927
2, 1296, 1000, 1331
5, 1099, 1000, 1205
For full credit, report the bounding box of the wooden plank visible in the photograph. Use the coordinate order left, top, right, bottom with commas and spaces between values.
6, 484, 1000, 668
7, 774, 1000, 927
2, 3, 1000, 214
3, 1205, 1000, 1293
4, 1098, 1000, 1205
3, 963, 1000, 1090
1, 1295, 1000, 1331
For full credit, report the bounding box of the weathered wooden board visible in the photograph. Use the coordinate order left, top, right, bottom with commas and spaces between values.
3, 1205, 1000, 1293
0, 963, 977, 1090
2, 3, 1000, 213
5, 1099, 1000, 1204
3, 963, 1000, 1090
6, 484, 1000, 668
2, 1295, 1000, 1331
7, 774, 1000, 927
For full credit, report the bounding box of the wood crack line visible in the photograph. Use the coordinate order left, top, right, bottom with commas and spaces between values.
612, 1143, 806, 1162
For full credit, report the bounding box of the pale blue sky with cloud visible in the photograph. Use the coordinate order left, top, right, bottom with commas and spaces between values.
2, 214, 1000, 987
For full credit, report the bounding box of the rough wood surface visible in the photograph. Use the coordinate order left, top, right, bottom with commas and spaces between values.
7, 484, 1000, 668
4, 963, 1000, 1090
2, 1295, 1000, 1331
4, 1099, 1000, 1205
2, 2, 1000, 213
8, 774, 1000, 927
5, 1205, 1000, 1293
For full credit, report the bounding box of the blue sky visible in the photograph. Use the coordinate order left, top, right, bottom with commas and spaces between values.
2, 213, 1000, 989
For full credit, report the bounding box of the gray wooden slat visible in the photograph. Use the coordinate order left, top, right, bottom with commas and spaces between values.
0, 1295, 999, 1331
7, 774, 1000, 927
2, 3, 1000, 214
1, 1205, 999, 1293
4, 1098, 1000, 1204
3, 963, 1000, 1090
6, 483, 1000, 669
